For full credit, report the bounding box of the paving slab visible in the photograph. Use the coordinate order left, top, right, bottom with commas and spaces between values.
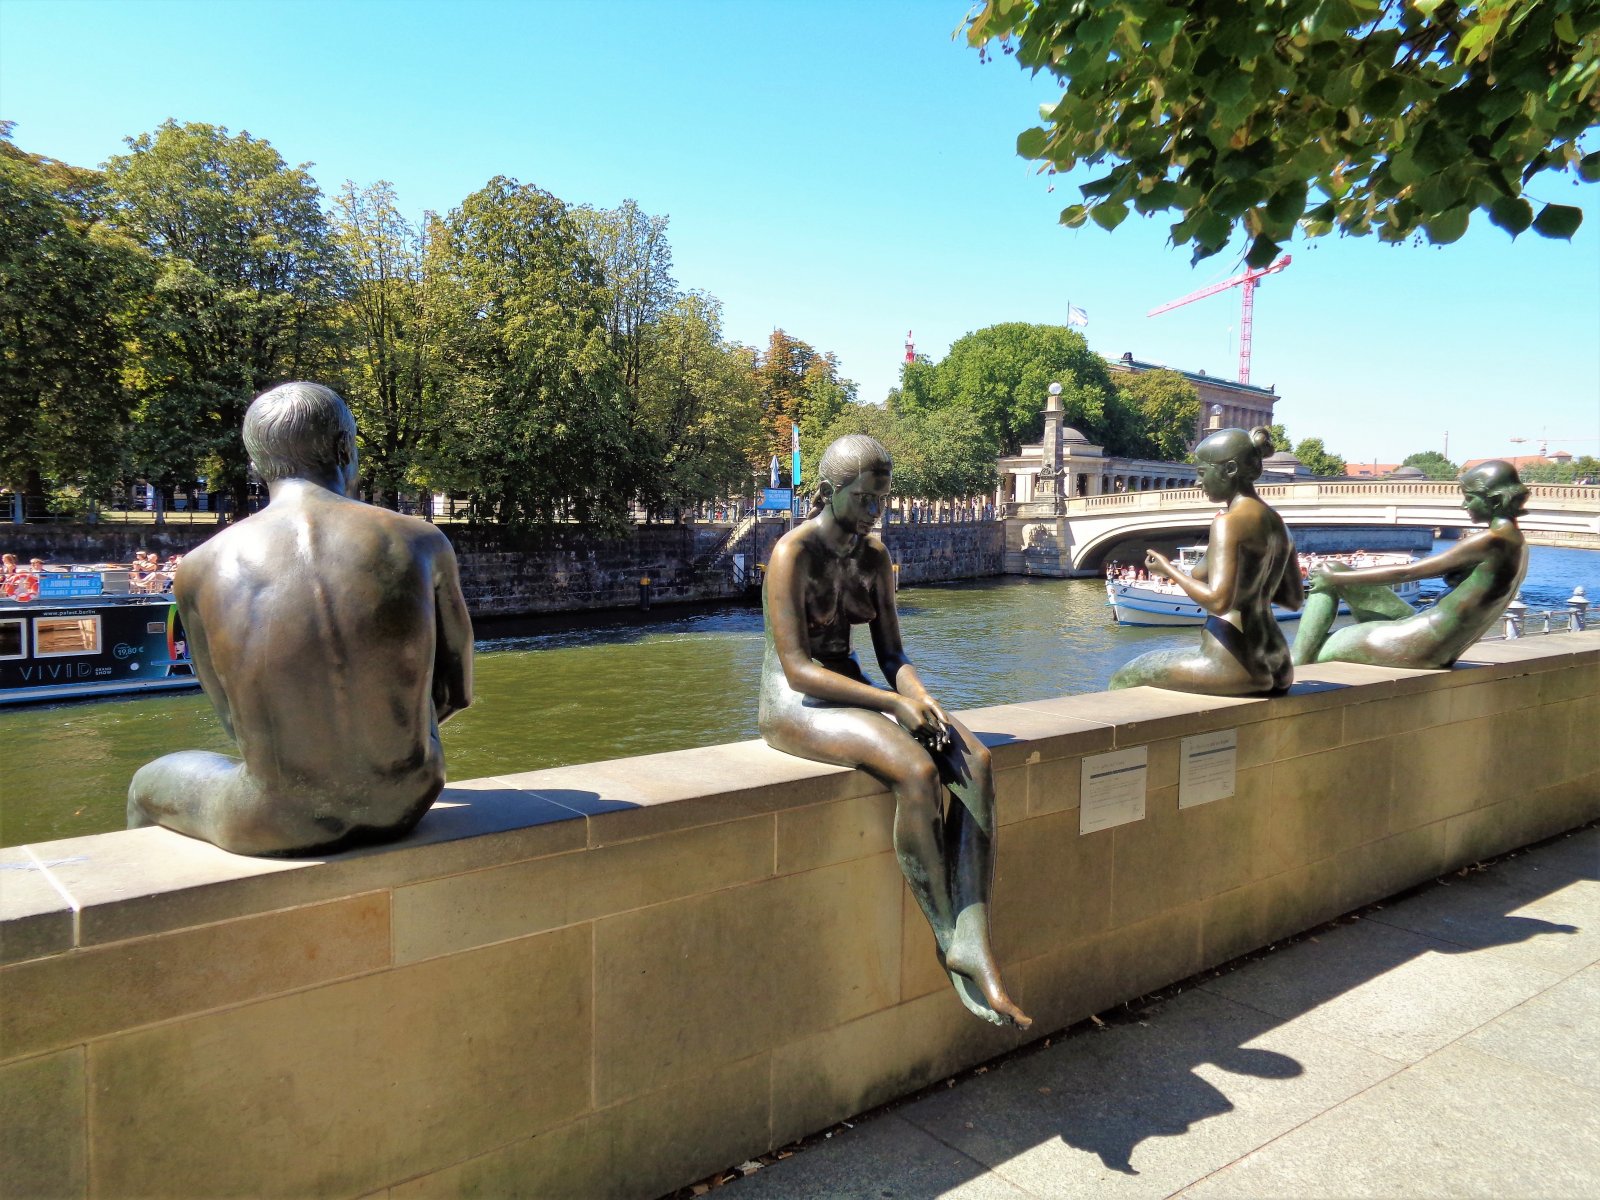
1198, 915, 1565, 1063
1177, 1043, 1600, 1200
895, 987, 1397, 1198
720, 829, 1599, 1200
1463, 963, 1600, 1096
725, 1114, 1030, 1200
1365, 875, 1597, 977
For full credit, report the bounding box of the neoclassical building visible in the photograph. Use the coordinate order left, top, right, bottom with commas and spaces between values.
997, 383, 1197, 515
1104, 352, 1279, 448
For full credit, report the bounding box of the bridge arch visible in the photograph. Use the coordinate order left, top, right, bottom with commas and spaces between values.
1060, 482, 1600, 573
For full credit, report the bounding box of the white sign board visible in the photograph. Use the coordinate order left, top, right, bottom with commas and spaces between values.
1179, 729, 1238, 809
1080, 747, 1148, 834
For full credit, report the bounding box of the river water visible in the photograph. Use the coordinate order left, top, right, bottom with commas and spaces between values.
3, 541, 1593, 847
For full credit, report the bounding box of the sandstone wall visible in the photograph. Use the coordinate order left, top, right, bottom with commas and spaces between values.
3, 633, 1595, 1199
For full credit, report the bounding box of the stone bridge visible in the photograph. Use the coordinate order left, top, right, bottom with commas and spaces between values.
1007, 481, 1600, 576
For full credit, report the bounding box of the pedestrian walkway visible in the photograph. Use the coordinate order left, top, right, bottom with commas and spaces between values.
720, 824, 1600, 1200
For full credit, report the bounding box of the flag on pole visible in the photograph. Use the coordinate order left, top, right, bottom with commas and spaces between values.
791, 422, 802, 489
769, 455, 781, 489
1067, 304, 1089, 329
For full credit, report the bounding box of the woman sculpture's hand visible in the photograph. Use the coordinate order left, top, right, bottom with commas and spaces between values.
1308, 562, 1345, 595
894, 694, 951, 750
1145, 550, 1173, 579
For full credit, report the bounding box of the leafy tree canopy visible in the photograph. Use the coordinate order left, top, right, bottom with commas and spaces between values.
425, 175, 630, 532
1402, 449, 1461, 478
1266, 423, 1293, 453
805, 401, 997, 502
0, 125, 147, 497
104, 120, 338, 509
1518, 454, 1600, 482
636, 292, 764, 514
967, 0, 1600, 266
1108, 368, 1202, 460
899, 322, 1114, 455
1294, 436, 1348, 477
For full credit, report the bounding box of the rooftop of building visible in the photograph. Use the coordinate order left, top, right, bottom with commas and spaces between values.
1104, 352, 1278, 398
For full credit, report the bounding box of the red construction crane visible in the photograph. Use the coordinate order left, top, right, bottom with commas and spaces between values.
1147, 255, 1291, 384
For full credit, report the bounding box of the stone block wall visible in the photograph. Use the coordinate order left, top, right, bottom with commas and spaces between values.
7, 520, 1002, 619
883, 520, 1007, 585
3, 633, 1595, 1199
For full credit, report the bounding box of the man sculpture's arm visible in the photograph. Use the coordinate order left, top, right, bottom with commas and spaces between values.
431, 536, 473, 723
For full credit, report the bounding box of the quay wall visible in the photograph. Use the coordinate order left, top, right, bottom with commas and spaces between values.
3, 633, 1596, 1200
3, 520, 1004, 618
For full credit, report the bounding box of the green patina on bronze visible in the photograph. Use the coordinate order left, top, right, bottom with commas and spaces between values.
1292, 462, 1530, 669
758, 434, 1030, 1030
1110, 427, 1303, 696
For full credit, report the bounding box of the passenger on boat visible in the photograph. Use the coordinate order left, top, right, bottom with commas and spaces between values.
1291, 462, 1528, 669
128, 382, 474, 857
1110, 427, 1302, 695
758, 433, 1029, 1030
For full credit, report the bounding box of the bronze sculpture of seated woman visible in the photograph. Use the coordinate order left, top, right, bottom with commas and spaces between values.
1292, 461, 1529, 669
758, 434, 1030, 1029
1111, 426, 1303, 695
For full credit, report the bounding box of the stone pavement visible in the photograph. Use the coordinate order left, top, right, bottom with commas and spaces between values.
721, 825, 1600, 1200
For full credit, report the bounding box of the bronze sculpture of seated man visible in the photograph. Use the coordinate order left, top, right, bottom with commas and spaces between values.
128, 382, 474, 856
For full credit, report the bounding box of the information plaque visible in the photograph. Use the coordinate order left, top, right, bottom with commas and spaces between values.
1080, 747, 1148, 834
1179, 728, 1238, 809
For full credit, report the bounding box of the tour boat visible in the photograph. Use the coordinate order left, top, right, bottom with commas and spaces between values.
1, 572, 197, 705
1106, 547, 1421, 627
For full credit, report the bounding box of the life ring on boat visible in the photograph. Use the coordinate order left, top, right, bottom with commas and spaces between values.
11, 578, 38, 602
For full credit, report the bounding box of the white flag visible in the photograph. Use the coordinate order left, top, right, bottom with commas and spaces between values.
1067, 304, 1089, 329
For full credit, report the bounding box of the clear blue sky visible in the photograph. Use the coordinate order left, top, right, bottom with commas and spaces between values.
3, 0, 1597, 465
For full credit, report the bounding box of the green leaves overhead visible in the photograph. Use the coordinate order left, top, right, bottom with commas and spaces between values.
968, 1, 1600, 263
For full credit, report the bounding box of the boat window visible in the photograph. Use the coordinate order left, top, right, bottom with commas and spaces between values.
0, 619, 24, 659
33, 616, 100, 657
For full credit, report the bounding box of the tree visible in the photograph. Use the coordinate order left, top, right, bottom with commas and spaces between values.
806, 401, 996, 502
1108, 368, 1202, 460
0, 126, 147, 501
574, 200, 675, 395
328, 181, 439, 509
636, 292, 763, 513
104, 121, 338, 514
424, 176, 632, 532
898, 322, 1115, 456
1294, 437, 1348, 477
1519, 454, 1600, 482
1266, 423, 1293, 453
754, 330, 857, 482
1402, 449, 1460, 479
967, 1, 1600, 266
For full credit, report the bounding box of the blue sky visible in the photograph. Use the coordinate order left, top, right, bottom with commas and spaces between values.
3, 0, 1596, 465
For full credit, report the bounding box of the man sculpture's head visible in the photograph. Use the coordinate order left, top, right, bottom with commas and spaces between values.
243, 382, 358, 490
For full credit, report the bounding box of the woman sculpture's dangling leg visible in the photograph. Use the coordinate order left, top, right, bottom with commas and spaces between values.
936, 723, 1031, 1028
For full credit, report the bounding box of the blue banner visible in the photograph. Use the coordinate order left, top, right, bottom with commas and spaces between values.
758, 487, 793, 511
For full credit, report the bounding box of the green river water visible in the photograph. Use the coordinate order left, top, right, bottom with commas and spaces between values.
3, 543, 1592, 847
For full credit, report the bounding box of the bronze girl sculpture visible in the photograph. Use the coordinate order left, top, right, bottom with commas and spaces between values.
759, 434, 1030, 1029
1292, 461, 1529, 669
1111, 427, 1302, 695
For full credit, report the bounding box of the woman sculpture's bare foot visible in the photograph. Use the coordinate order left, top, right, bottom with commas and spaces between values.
945, 943, 1032, 1029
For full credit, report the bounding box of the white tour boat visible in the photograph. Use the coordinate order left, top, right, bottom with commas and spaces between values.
1106, 547, 1422, 627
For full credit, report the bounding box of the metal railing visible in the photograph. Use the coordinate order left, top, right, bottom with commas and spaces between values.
1067, 480, 1600, 516
1481, 589, 1590, 640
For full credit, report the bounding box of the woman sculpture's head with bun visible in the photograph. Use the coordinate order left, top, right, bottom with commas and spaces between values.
1458, 459, 1529, 523
809, 433, 893, 532
1193, 426, 1273, 503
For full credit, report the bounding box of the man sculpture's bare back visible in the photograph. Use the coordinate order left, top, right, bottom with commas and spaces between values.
129, 384, 473, 857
